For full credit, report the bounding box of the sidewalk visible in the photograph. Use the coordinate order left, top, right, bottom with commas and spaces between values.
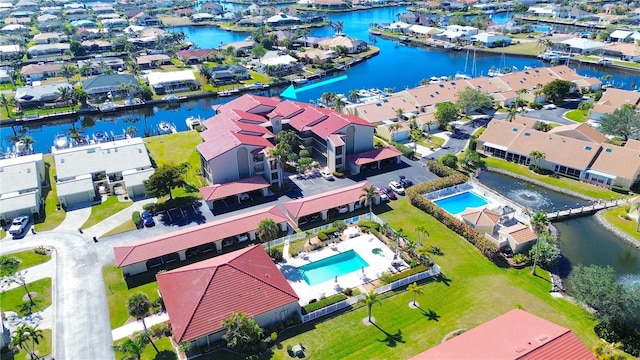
111, 312, 169, 341
53, 207, 92, 232
84, 197, 156, 239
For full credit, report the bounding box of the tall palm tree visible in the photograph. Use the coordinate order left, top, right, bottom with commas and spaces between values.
334, 20, 345, 36
20, 135, 35, 154
0, 93, 14, 118
360, 185, 379, 215
11, 325, 34, 359
257, 218, 278, 255
348, 89, 360, 104
59, 63, 77, 84
127, 126, 138, 138
395, 107, 404, 121
57, 86, 71, 105
332, 96, 346, 113
529, 150, 545, 169
530, 211, 549, 275
359, 290, 381, 323
416, 225, 429, 242
506, 105, 518, 122
407, 282, 423, 307
126, 293, 159, 353
320, 92, 336, 107
388, 122, 402, 141
112, 334, 148, 360
518, 88, 529, 101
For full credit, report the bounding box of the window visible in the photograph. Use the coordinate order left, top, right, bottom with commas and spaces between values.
336, 158, 342, 165
336, 146, 343, 155
271, 172, 279, 181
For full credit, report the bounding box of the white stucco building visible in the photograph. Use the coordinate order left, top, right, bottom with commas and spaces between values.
0, 153, 45, 222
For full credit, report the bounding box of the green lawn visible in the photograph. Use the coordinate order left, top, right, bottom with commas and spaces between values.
0, 278, 52, 314
144, 131, 205, 198
34, 156, 66, 231
601, 207, 640, 243
80, 195, 133, 229
0, 229, 6, 240
3, 249, 51, 271
103, 265, 161, 329
483, 157, 625, 200
101, 220, 138, 238
565, 109, 587, 123
113, 336, 177, 360
211, 200, 597, 360
10, 328, 52, 360
482, 41, 541, 56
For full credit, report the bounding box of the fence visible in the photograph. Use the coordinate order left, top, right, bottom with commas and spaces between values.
423, 182, 473, 200
301, 265, 441, 323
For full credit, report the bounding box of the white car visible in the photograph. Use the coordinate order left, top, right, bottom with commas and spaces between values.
389, 181, 406, 195
543, 104, 556, 110
337, 205, 349, 213
239, 192, 250, 201
320, 169, 334, 180
9, 215, 30, 235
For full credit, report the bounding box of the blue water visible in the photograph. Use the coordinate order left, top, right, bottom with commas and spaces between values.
297, 250, 369, 286
533, 25, 552, 33
434, 191, 489, 214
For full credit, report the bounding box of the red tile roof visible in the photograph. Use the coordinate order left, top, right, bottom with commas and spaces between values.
197, 116, 274, 161
346, 146, 402, 166
113, 206, 289, 267
157, 245, 299, 343
175, 49, 215, 59
283, 182, 372, 218
199, 176, 270, 201
409, 309, 595, 360
215, 94, 280, 115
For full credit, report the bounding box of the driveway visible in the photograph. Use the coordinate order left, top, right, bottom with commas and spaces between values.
429, 116, 491, 160
494, 99, 581, 126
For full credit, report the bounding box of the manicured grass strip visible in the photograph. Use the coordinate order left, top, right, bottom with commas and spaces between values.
483, 156, 624, 200
12, 328, 52, 360
565, 109, 587, 123
601, 207, 640, 242
113, 336, 176, 360
0, 278, 52, 314
34, 156, 66, 232
81, 196, 133, 229
4, 249, 51, 271
144, 131, 204, 198
0, 229, 6, 240
101, 220, 138, 238
103, 265, 160, 329
211, 200, 599, 360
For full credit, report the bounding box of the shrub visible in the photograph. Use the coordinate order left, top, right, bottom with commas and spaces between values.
34, 247, 47, 256
132, 211, 141, 228
317, 227, 338, 242
426, 160, 460, 178
343, 287, 353, 296
268, 247, 283, 262
379, 265, 428, 284
512, 253, 529, 264
301, 294, 348, 314
332, 220, 346, 232
529, 102, 543, 109
390, 141, 415, 159
440, 153, 458, 169
150, 322, 172, 338
358, 220, 380, 231
142, 203, 157, 212
332, 171, 344, 178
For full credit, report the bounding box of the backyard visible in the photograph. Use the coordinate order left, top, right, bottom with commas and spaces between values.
206, 200, 599, 360
113, 336, 177, 360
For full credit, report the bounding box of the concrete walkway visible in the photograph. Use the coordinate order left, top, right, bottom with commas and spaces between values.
111, 312, 169, 341
84, 197, 156, 239
53, 207, 91, 232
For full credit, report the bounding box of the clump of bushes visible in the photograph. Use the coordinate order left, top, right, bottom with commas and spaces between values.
132, 211, 142, 228
390, 141, 415, 159
512, 253, 529, 264
268, 247, 283, 262
332, 171, 344, 178
150, 322, 172, 338
379, 265, 427, 284
302, 293, 348, 314
317, 227, 338, 241
34, 247, 48, 256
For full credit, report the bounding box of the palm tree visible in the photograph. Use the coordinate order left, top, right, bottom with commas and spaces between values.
536, 37, 553, 52
407, 282, 423, 307
416, 225, 429, 242
58, 86, 71, 105
518, 88, 529, 101
0, 93, 14, 118
59, 63, 77, 84
348, 89, 359, 103
388, 122, 402, 141
113, 334, 148, 360
530, 211, 549, 275
126, 293, 159, 353
11, 325, 43, 360
506, 105, 518, 122
305, 230, 312, 246
332, 96, 346, 113
359, 290, 381, 323
395, 107, 404, 121
320, 92, 336, 107
593, 338, 625, 360
334, 20, 345, 36
20, 135, 35, 154
529, 150, 545, 169
360, 185, 379, 215
257, 218, 278, 255
127, 126, 138, 138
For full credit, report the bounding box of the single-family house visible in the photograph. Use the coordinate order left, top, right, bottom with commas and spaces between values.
590, 88, 640, 121
559, 37, 607, 55
527, 5, 555, 17
498, 223, 537, 253
14, 83, 71, 109
27, 43, 70, 56
0, 68, 11, 83
82, 74, 140, 100
156, 245, 300, 348
77, 57, 125, 75
609, 29, 634, 42
409, 309, 595, 359
0, 154, 46, 222
191, 13, 215, 22
176, 49, 216, 64
130, 12, 160, 26
470, 33, 512, 48
318, 35, 367, 54
146, 70, 199, 94
219, 40, 256, 56
313, 0, 349, 9
136, 54, 171, 69
53, 137, 154, 207
604, 42, 640, 62
210, 64, 250, 84
20, 63, 63, 81
32, 32, 66, 44
0, 44, 21, 58
260, 54, 302, 76
200, 2, 223, 15
297, 48, 334, 64
266, 13, 301, 26
100, 18, 128, 29
81, 39, 114, 53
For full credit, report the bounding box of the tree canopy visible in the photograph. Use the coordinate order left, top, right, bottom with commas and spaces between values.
440, 153, 458, 169
221, 312, 264, 350
542, 79, 573, 103
434, 101, 459, 128
599, 104, 640, 141
144, 164, 187, 200
456, 87, 493, 114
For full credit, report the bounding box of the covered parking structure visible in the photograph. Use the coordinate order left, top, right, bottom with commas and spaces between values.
199, 176, 271, 210
283, 181, 379, 227
346, 147, 402, 175
113, 205, 290, 276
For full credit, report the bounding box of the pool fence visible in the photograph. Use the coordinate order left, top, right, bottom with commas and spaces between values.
301, 264, 441, 323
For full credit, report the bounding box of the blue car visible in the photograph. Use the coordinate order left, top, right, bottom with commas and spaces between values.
141, 211, 155, 227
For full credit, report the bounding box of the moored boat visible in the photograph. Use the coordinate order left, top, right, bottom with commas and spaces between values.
54, 133, 68, 149
185, 116, 203, 130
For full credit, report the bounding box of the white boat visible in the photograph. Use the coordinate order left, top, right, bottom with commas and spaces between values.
54, 133, 68, 149
454, 72, 471, 80
217, 89, 239, 97
429, 76, 441, 84
185, 116, 202, 130
93, 131, 109, 143
369, 88, 382, 95
157, 121, 175, 135
487, 67, 504, 77
357, 89, 372, 97
244, 82, 269, 90
162, 95, 179, 102
98, 102, 115, 112
292, 78, 308, 85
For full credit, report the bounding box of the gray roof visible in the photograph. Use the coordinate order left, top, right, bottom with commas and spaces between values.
82, 74, 139, 94
15, 83, 70, 103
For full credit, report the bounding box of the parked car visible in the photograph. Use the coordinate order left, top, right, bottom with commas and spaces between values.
320, 169, 334, 180
389, 181, 406, 195
236, 233, 249, 242
399, 175, 414, 188
377, 187, 389, 201
239, 192, 250, 201
9, 215, 30, 235
337, 204, 349, 214
380, 187, 397, 200
141, 211, 155, 227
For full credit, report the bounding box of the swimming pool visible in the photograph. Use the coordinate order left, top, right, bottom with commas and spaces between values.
433, 191, 489, 214
297, 250, 369, 286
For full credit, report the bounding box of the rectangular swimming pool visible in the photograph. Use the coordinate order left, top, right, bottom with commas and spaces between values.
297, 250, 369, 286
433, 191, 489, 214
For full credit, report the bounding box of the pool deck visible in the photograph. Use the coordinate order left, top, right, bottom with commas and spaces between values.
279, 230, 407, 306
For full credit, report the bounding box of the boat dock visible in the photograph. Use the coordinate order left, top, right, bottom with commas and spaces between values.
545, 200, 623, 222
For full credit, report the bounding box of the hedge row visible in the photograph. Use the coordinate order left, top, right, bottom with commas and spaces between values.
426, 160, 458, 177
390, 141, 415, 159
379, 265, 428, 284
405, 173, 467, 197
317, 227, 338, 241
302, 293, 348, 314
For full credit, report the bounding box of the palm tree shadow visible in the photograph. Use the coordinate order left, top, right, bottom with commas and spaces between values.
372, 323, 405, 347
435, 274, 452, 286
417, 306, 441, 322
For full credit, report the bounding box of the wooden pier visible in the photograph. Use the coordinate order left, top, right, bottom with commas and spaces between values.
546, 200, 622, 222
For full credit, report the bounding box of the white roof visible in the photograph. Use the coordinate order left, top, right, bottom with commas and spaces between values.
266, 13, 300, 23
0, 191, 39, 216
388, 21, 411, 30
407, 25, 436, 34
56, 174, 93, 197
146, 70, 196, 87
561, 37, 606, 50
0, 153, 42, 194
0, 44, 20, 53
2, 24, 26, 31
261, 54, 298, 66
436, 30, 464, 39
122, 167, 154, 188
53, 137, 152, 180
471, 33, 511, 42
610, 29, 633, 39
123, 25, 145, 33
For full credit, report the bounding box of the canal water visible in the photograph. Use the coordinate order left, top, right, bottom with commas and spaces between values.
477, 171, 640, 279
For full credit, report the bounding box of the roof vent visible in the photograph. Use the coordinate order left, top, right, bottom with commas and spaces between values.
538, 336, 548, 342
524, 132, 530, 136
585, 146, 592, 150
512, 128, 518, 132
605, 148, 612, 153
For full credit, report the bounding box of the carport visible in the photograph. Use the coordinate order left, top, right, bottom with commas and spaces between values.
199, 176, 270, 210
347, 147, 403, 175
